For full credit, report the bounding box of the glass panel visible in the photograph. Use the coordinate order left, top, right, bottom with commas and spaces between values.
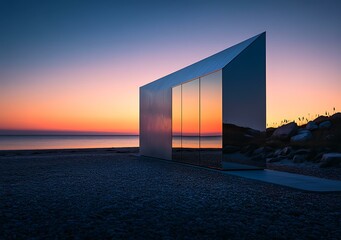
172, 85, 182, 161
200, 71, 222, 168
181, 78, 200, 164
222, 34, 266, 169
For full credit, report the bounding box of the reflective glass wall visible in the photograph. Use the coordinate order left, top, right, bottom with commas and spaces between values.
172, 85, 181, 161
140, 87, 172, 160
182, 79, 200, 164
172, 70, 222, 168
200, 71, 222, 167
222, 33, 266, 169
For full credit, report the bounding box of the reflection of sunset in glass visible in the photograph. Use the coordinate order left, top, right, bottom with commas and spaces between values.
171, 71, 223, 149
200, 71, 222, 148
172, 86, 181, 148
200, 71, 222, 137
182, 79, 200, 137
182, 79, 200, 149
172, 86, 181, 136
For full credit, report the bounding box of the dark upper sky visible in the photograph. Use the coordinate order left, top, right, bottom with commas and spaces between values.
1, 0, 340, 71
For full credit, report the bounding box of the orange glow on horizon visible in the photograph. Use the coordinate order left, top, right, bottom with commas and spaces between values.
1, 42, 340, 134
171, 71, 222, 143
0, 61, 140, 134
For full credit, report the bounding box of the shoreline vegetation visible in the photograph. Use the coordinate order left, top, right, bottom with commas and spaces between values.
267, 107, 338, 128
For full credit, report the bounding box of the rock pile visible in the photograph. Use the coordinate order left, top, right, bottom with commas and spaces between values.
264, 112, 341, 168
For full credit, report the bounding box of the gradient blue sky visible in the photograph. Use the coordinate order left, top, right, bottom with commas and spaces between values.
1, 0, 340, 133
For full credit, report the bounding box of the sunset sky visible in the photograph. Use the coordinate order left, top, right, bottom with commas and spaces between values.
1, 0, 340, 134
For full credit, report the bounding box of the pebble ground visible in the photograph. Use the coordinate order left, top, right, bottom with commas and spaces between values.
1, 148, 340, 239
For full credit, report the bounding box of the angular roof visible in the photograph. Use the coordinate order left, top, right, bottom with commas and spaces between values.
141, 32, 265, 91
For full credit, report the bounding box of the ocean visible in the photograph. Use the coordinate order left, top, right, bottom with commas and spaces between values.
0, 135, 222, 150
0, 135, 139, 150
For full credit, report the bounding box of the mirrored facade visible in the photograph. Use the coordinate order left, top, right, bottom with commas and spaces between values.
171, 72, 222, 168
172, 85, 182, 161
200, 71, 222, 168
141, 32, 266, 170
181, 78, 200, 164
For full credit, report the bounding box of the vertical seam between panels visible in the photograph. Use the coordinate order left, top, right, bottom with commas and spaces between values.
180, 84, 182, 161
199, 77, 201, 163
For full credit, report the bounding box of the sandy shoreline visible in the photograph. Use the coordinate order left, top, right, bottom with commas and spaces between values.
1, 148, 340, 239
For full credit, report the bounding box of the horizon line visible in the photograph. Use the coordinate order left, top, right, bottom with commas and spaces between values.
0, 134, 140, 136
0, 129, 139, 136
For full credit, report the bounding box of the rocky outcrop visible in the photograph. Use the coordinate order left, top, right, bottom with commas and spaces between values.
319, 121, 332, 129
313, 115, 329, 124
271, 122, 297, 140
223, 112, 341, 168
293, 154, 307, 163
319, 153, 341, 168
291, 130, 312, 142
281, 146, 292, 156
306, 121, 318, 131
331, 112, 341, 121
263, 113, 341, 167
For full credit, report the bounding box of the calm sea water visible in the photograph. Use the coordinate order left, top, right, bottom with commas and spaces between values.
0, 135, 139, 150
0, 135, 222, 150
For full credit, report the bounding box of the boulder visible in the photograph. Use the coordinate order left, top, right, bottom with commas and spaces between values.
281, 146, 292, 156
267, 156, 285, 163
313, 115, 328, 124
293, 154, 307, 163
331, 112, 341, 121
297, 129, 312, 134
266, 128, 276, 137
319, 153, 341, 168
265, 139, 284, 147
312, 152, 324, 163
319, 121, 332, 129
274, 149, 282, 157
306, 121, 318, 131
290, 131, 312, 142
271, 122, 298, 140
294, 149, 311, 155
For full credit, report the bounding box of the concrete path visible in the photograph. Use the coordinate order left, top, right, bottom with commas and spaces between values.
226, 169, 341, 192
140, 156, 341, 192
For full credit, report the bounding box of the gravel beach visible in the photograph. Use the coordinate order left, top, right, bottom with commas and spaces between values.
1, 148, 340, 239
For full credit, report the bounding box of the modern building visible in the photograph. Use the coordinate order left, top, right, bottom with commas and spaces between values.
140, 33, 266, 170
